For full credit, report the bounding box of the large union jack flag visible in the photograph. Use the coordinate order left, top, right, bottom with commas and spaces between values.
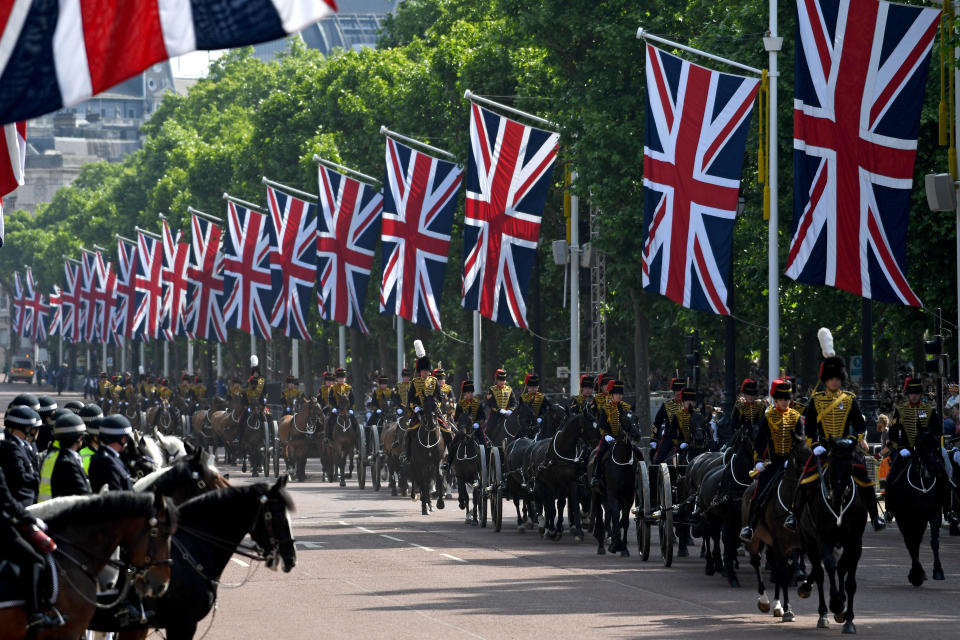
11, 270, 26, 336
79, 252, 99, 343
380, 138, 462, 330
787, 0, 939, 306
316, 168, 382, 335
187, 214, 227, 342
461, 104, 558, 329
133, 231, 164, 341
113, 237, 139, 340
161, 219, 191, 341
266, 185, 318, 339
60, 260, 83, 344
48, 284, 62, 340
223, 199, 275, 339
24, 269, 50, 343
641, 45, 759, 315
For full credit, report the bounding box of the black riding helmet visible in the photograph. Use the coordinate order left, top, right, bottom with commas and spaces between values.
37, 395, 58, 420
4, 405, 41, 432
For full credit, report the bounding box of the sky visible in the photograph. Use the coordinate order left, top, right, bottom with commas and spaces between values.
170, 50, 226, 78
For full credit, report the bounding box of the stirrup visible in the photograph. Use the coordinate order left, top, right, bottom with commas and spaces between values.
28, 608, 64, 629
872, 515, 886, 531
739, 526, 754, 544
783, 513, 797, 531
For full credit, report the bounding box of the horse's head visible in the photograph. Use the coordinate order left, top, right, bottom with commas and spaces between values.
251, 476, 297, 573
571, 411, 601, 448
827, 438, 857, 496
307, 399, 324, 429
689, 413, 709, 451
788, 433, 811, 472
335, 393, 351, 414
130, 493, 178, 599
914, 430, 942, 471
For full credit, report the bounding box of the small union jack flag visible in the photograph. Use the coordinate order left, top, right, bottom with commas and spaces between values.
48, 285, 62, 339
161, 219, 191, 341
79, 252, 100, 343
223, 200, 275, 339
316, 166, 382, 335
187, 214, 227, 342
787, 0, 938, 306
266, 185, 318, 340
380, 138, 462, 330
60, 260, 83, 344
461, 104, 558, 329
642, 45, 759, 315
134, 231, 164, 341
95, 255, 118, 345
113, 237, 138, 340
11, 271, 26, 337
24, 269, 50, 343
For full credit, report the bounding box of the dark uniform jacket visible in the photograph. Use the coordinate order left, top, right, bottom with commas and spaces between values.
518, 391, 551, 419
803, 390, 864, 448
599, 401, 635, 439
371, 388, 397, 412
889, 401, 940, 451
282, 388, 302, 412
329, 383, 355, 410
659, 407, 703, 454
407, 377, 441, 412
567, 393, 599, 418
88, 445, 133, 492
0, 434, 40, 508
52, 448, 91, 498
652, 398, 682, 443
755, 406, 803, 463
0, 462, 34, 527
485, 385, 517, 412
454, 398, 486, 425
395, 381, 411, 408
732, 398, 767, 435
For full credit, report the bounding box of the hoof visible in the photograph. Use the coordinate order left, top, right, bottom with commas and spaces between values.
422, 506, 428, 515
798, 582, 812, 599
705, 563, 716, 577
758, 595, 770, 613
465, 517, 473, 525
678, 547, 689, 558
830, 598, 845, 616
782, 610, 795, 623
773, 601, 784, 617
573, 536, 583, 544
842, 621, 856, 634
817, 615, 830, 629
437, 499, 445, 510
339, 481, 346, 487
458, 500, 466, 510
909, 566, 926, 587
470, 520, 478, 527
728, 577, 740, 588
834, 613, 845, 624
597, 546, 606, 555
620, 549, 629, 558
933, 567, 945, 581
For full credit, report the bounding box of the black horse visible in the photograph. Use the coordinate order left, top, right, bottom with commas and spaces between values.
409, 391, 446, 515
88, 478, 296, 640
133, 446, 229, 505
885, 429, 947, 585
796, 438, 867, 634
590, 436, 638, 557
451, 411, 484, 525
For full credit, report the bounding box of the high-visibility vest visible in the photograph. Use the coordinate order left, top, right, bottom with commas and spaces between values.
79, 446, 96, 474
38, 448, 61, 502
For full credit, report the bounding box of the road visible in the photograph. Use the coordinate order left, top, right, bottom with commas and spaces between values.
3, 382, 959, 639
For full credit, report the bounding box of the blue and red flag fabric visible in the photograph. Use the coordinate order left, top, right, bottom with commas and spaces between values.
48, 285, 61, 341
380, 137, 462, 331
461, 104, 558, 329
641, 45, 759, 315
133, 231, 164, 341
787, 0, 938, 307
316, 166, 382, 335
0, 121, 26, 247
113, 236, 139, 340
11, 271, 26, 337
187, 213, 227, 342
0, 0, 337, 126
266, 185, 317, 340
223, 199, 275, 339
79, 252, 99, 343
60, 260, 83, 344
24, 269, 49, 343
161, 219, 191, 341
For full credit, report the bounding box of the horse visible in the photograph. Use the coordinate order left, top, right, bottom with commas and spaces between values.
208, 395, 245, 465
671, 413, 712, 557
741, 435, 810, 622
278, 398, 324, 482
885, 429, 947, 586
450, 411, 484, 525
87, 478, 295, 640
486, 402, 535, 446
796, 438, 868, 633
324, 394, 361, 487
134, 446, 229, 505
589, 435, 638, 556
236, 401, 269, 476
0, 492, 178, 640
524, 412, 600, 542
380, 412, 409, 497
408, 391, 446, 515
145, 399, 180, 436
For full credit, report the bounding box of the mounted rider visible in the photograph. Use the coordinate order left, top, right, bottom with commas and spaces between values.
443, 380, 489, 471
193, 375, 207, 405
654, 387, 702, 464
785, 328, 885, 531
77, 404, 103, 474
650, 378, 686, 459
38, 413, 91, 502
888, 376, 959, 524
484, 368, 518, 431
317, 371, 335, 406
730, 378, 766, 441
567, 374, 599, 418
157, 377, 173, 402
434, 368, 454, 404
594, 372, 612, 412
97, 371, 111, 404
395, 367, 413, 412
518, 373, 553, 437
591, 380, 642, 486
400, 341, 452, 463
740, 379, 803, 543
330, 368, 355, 410
139, 374, 156, 403
367, 375, 396, 425
227, 376, 242, 400
282, 375, 302, 416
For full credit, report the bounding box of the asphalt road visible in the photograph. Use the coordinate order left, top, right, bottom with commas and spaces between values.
3, 383, 959, 639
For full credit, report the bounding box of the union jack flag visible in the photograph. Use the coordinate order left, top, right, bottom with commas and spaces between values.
11, 271, 26, 336
266, 185, 318, 339
380, 138, 462, 330
134, 231, 164, 341
24, 269, 49, 343
641, 45, 759, 315
461, 104, 558, 328
60, 260, 83, 344
316, 167, 382, 334
113, 237, 138, 340
79, 252, 99, 343
95, 256, 118, 345
787, 0, 939, 306
187, 214, 227, 342
161, 219, 191, 341
48, 285, 62, 339
223, 200, 275, 338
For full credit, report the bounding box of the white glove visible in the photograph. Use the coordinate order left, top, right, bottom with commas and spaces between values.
414, 406, 421, 414
813, 445, 826, 456
472, 422, 480, 430
754, 462, 765, 473
784, 459, 789, 468
35, 518, 48, 531
899, 448, 911, 458
332, 408, 338, 414
376, 409, 382, 414
604, 435, 615, 443
348, 410, 354, 415
505, 410, 513, 416
680, 442, 689, 450
650, 441, 657, 449
537, 417, 542, 424
499, 409, 507, 415
365, 412, 371, 420
396, 408, 404, 415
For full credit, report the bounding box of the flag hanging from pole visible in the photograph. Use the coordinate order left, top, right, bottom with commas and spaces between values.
133, 231, 163, 341
61, 260, 83, 344
266, 185, 317, 340
461, 103, 558, 329
24, 269, 49, 343
113, 237, 139, 340
161, 219, 191, 341
95, 254, 118, 345
787, 0, 939, 306
187, 213, 227, 342
11, 270, 26, 336
641, 44, 760, 315
0, 121, 26, 247
80, 252, 99, 343
223, 200, 275, 339
379, 137, 462, 331
48, 284, 62, 340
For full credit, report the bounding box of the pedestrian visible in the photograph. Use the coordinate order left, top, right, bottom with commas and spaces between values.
56, 364, 67, 395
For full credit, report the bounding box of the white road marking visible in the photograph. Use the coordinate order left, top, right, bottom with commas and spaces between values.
410, 543, 434, 552
337, 520, 348, 525
380, 534, 404, 542
441, 553, 466, 563
230, 558, 250, 567
356, 526, 375, 533
295, 541, 325, 549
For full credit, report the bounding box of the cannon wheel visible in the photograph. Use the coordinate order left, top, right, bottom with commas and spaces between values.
636, 461, 652, 561
272, 420, 281, 479
370, 425, 381, 491
658, 463, 674, 567
357, 424, 367, 490
478, 444, 488, 528
489, 447, 503, 532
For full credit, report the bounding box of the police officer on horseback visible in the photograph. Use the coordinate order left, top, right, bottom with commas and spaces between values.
567, 375, 599, 418
888, 377, 959, 524
740, 379, 803, 543
591, 380, 641, 486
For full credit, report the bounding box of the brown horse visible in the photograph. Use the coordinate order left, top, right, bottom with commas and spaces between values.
323, 394, 360, 487
0, 492, 177, 640
380, 417, 409, 496
278, 398, 324, 482
145, 399, 181, 436
208, 395, 245, 465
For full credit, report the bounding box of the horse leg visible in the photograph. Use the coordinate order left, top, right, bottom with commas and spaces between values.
458, 476, 467, 512
840, 543, 860, 634
775, 548, 795, 622
931, 513, 945, 580
594, 494, 606, 555
619, 502, 631, 557
435, 468, 445, 510
751, 551, 771, 612
569, 483, 584, 542
338, 452, 347, 487
821, 540, 844, 619
722, 513, 741, 587
605, 491, 620, 554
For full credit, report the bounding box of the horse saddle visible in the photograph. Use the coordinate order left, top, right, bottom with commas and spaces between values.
0, 554, 58, 610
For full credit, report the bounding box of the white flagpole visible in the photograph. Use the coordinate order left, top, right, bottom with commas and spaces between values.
765, 3, 782, 387
102, 342, 107, 373
120, 337, 126, 373
139, 342, 145, 374
473, 311, 481, 386
250, 334, 257, 369
396, 317, 404, 381
338, 326, 346, 369
163, 342, 169, 378
292, 339, 299, 377
187, 340, 194, 375
570, 171, 581, 395
216, 342, 223, 379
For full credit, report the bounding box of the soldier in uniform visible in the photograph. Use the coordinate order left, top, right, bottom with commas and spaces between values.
317, 371, 335, 406
655, 388, 701, 464
396, 368, 413, 413
282, 376, 302, 416
97, 372, 111, 404
88, 415, 134, 492
591, 380, 642, 486
786, 329, 884, 531
443, 380, 488, 472
740, 379, 803, 542
484, 368, 517, 431
330, 368, 355, 411
228, 376, 242, 400
139, 375, 156, 406
38, 413, 90, 502
367, 376, 396, 425
434, 368, 455, 404
157, 378, 173, 403
193, 375, 207, 403
731, 379, 767, 440
888, 377, 959, 523
594, 373, 610, 412
650, 378, 686, 459
244, 374, 266, 415
518, 373, 552, 426
568, 375, 599, 418
400, 343, 452, 463
78, 404, 103, 474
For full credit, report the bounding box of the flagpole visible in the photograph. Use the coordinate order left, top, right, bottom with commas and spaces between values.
163, 342, 169, 378
120, 337, 126, 373
765, 3, 782, 388
463, 90, 560, 129
250, 334, 257, 371
292, 339, 299, 378
338, 326, 346, 369
222, 193, 265, 212
102, 342, 107, 373
311, 156, 382, 186
636, 29, 763, 76
379, 126, 457, 161
569, 171, 581, 395
396, 316, 404, 381
216, 342, 223, 379
139, 342, 145, 375
187, 340, 194, 375
473, 311, 481, 387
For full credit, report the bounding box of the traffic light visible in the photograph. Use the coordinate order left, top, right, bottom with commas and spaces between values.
924, 334, 948, 376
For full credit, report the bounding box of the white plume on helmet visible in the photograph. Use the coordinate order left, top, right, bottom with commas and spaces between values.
250, 355, 259, 368
817, 328, 835, 358
413, 339, 426, 358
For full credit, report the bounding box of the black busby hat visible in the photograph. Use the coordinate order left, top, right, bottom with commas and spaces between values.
681, 388, 697, 402
495, 368, 507, 380
903, 377, 923, 395
740, 379, 758, 395
401, 367, 412, 377
670, 377, 685, 392
524, 373, 540, 387
817, 327, 846, 382
248, 375, 258, 385
610, 380, 625, 395
378, 376, 389, 385
580, 375, 594, 389
770, 379, 792, 400
415, 356, 431, 373
194, 375, 202, 384
53, 413, 86, 437
286, 375, 298, 384
461, 380, 475, 394
323, 371, 335, 382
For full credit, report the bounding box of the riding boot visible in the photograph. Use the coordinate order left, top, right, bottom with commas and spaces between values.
25, 560, 60, 630
862, 484, 885, 531
784, 486, 804, 532
739, 500, 757, 543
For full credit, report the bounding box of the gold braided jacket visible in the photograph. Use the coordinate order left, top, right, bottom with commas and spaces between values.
282, 388, 300, 405
520, 391, 545, 415
894, 401, 932, 448
158, 387, 173, 401
194, 384, 207, 398
332, 382, 352, 401
570, 394, 597, 414
735, 398, 766, 424
458, 398, 483, 421
811, 389, 855, 440
412, 376, 438, 406
440, 384, 453, 396
244, 378, 265, 403
396, 382, 411, 407
375, 389, 395, 404
662, 399, 682, 425
601, 401, 631, 437
762, 406, 801, 458
318, 386, 333, 404
596, 392, 609, 412
489, 385, 514, 410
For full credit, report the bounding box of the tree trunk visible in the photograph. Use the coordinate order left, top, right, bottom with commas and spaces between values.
630, 288, 651, 438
